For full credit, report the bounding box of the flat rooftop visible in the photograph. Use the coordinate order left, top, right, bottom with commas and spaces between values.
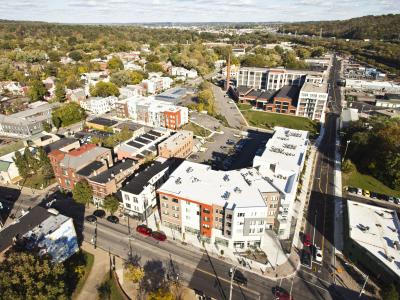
87, 117, 118, 127
301, 82, 328, 93
158, 130, 193, 150
347, 201, 400, 278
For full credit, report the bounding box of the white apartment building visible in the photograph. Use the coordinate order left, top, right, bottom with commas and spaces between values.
80, 96, 118, 115
119, 85, 146, 98
296, 82, 328, 122
142, 73, 173, 94
121, 158, 173, 220
125, 96, 188, 129
253, 127, 309, 240
157, 161, 281, 250
171, 67, 198, 79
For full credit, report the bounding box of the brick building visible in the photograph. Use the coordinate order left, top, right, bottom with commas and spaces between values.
157, 130, 193, 159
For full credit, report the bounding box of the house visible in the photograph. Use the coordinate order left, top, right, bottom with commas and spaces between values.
121, 158, 176, 220
23, 132, 60, 148
87, 159, 138, 205
171, 67, 198, 79
49, 144, 113, 191
222, 64, 240, 79
66, 88, 86, 103
157, 130, 193, 159
124, 62, 143, 71
80, 96, 118, 115
0, 147, 34, 184
142, 74, 172, 94
0, 81, 24, 96
119, 85, 146, 99
0, 206, 79, 263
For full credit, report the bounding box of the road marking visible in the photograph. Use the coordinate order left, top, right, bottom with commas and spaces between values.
298, 270, 331, 286
295, 276, 329, 292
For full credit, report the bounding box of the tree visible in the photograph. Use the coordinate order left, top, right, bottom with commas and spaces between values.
90, 81, 120, 97
68, 50, 82, 61
72, 180, 93, 206
107, 56, 124, 72
24, 147, 40, 173
0, 251, 67, 299
97, 280, 111, 300
145, 62, 164, 73
381, 284, 399, 300
130, 71, 144, 84
55, 81, 67, 102
52, 102, 86, 128
102, 195, 120, 215
42, 121, 52, 133
110, 70, 132, 87
28, 79, 47, 102
124, 264, 145, 283
147, 289, 174, 300
13, 150, 29, 179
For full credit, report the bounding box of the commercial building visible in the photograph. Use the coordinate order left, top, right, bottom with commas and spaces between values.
118, 96, 188, 130
0, 206, 79, 263
346, 201, 400, 285
121, 158, 175, 220
296, 82, 328, 121
49, 143, 113, 191
155, 88, 187, 104
87, 159, 138, 204
0, 103, 58, 138
157, 161, 281, 249
345, 79, 400, 94
375, 94, 400, 108
116, 129, 170, 161
157, 130, 193, 159
253, 127, 309, 239
80, 96, 118, 115
86, 117, 118, 131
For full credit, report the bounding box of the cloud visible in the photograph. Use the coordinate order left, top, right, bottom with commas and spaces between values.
0, 0, 398, 23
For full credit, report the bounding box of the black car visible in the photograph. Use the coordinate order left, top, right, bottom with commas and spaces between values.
107, 215, 119, 224
347, 187, 358, 194
229, 268, 247, 285
301, 249, 311, 267
93, 209, 106, 218
370, 192, 379, 199
85, 215, 97, 223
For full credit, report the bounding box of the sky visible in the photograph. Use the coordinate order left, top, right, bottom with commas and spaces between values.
0, 0, 398, 23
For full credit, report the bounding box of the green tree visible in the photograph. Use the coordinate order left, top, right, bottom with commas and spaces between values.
28, 79, 47, 102
107, 56, 124, 72
147, 289, 174, 300
110, 70, 132, 87
381, 284, 399, 300
102, 195, 120, 215
52, 102, 86, 128
130, 71, 144, 84
72, 180, 93, 206
24, 147, 40, 173
42, 121, 52, 133
90, 81, 120, 97
69, 50, 82, 61
55, 81, 67, 102
0, 251, 67, 299
48, 50, 61, 62
145, 62, 164, 73
13, 150, 29, 179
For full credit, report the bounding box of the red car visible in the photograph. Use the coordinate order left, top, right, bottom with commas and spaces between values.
152, 231, 167, 241
275, 291, 293, 300
303, 234, 311, 247
136, 224, 152, 236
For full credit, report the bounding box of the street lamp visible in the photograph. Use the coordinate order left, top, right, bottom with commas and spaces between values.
229, 265, 239, 300
312, 211, 317, 246
342, 140, 351, 163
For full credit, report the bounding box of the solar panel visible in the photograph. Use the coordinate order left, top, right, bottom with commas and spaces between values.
135, 137, 151, 144
127, 141, 143, 149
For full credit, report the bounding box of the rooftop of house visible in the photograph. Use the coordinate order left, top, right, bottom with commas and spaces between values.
236, 86, 253, 95
59, 144, 110, 170
44, 138, 79, 154
87, 117, 118, 127
347, 201, 400, 278
115, 122, 144, 132
118, 129, 169, 157
158, 160, 275, 209
89, 159, 137, 184
76, 160, 105, 177
121, 158, 172, 195
274, 85, 300, 101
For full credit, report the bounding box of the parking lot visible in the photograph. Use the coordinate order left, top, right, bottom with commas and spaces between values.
188, 127, 271, 171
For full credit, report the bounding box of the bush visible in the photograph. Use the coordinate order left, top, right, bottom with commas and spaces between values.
342, 159, 356, 173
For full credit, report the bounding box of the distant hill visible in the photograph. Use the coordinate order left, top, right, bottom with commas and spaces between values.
279, 14, 400, 40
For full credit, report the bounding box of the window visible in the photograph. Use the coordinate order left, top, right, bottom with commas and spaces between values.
203, 217, 210, 222
173, 213, 179, 218
215, 217, 219, 221
237, 213, 245, 217
259, 220, 264, 225
258, 228, 264, 233
203, 224, 210, 229
133, 197, 138, 203
125, 203, 131, 208
172, 198, 178, 203
203, 208, 210, 214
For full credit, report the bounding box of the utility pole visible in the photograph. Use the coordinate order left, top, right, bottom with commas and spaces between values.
229, 265, 238, 300
359, 275, 369, 298
342, 140, 351, 163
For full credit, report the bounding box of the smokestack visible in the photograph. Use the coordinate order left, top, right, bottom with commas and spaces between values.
225, 53, 231, 92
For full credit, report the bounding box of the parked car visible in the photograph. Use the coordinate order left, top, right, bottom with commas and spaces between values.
106, 215, 119, 224
315, 247, 323, 263
370, 192, 378, 199
226, 139, 235, 145
356, 188, 362, 196
229, 268, 247, 286
136, 224, 152, 236
93, 209, 106, 218
377, 193, 387, 201
85, 215, 97, 223
303, 234, 311, 247
301, 249, 311, 267
347, 186, 358, 194
388, 196, 395, 203
363, 190, 370, 197
152, 231, 167, 241
394, 197, 400, 205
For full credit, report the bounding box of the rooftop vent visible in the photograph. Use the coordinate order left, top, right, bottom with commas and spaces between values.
186, 167, 193, 173
358, 224, 369, 232
234, 187, 242, 193
47, 208, 59, 215
223, 174, 230, 182
175, 177, 182, 185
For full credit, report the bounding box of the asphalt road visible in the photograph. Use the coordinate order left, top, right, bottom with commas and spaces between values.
302, 54, 342, 285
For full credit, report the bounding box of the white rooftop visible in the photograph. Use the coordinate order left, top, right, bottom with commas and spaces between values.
347, 201, 400, 278
301, 82, 328, 94
158, 161, 277, 209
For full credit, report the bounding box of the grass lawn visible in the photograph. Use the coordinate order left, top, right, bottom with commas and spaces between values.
237, 103, 252, 110
343, 168, 400, 197
242, 110, 319, 136
98, 272, 126, 300
71, 251, 94, 299
182, 122, 211, 137
0, 140, 24, 156
21, 172, 56, 189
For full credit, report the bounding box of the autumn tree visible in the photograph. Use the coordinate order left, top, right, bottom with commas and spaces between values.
55, 81, 67, 102
90, 81, 120, 97
107, 56, 124, 72
28, 79, 47, 102
72, 180, 93, 206
125, 264, 145, 283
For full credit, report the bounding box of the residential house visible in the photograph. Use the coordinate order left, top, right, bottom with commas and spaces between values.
80, 96, 118, 115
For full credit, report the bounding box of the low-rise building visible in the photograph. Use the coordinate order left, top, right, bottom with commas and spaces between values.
375, 94, 400, 108
119, 85, 146, 98
80, 96, 118, 115
23, 132, 60, 148
121, 158, 175, 220
157, 130, 193, 159
253, 127, 309, 240
222, 64, 240, 79
88, 159, 138, 204
43, 138, 80, 154
66, 88, 86, 103
346, 201, 400, 285
86, 117, 118, 131
0, 147, 34, 184
345, 79, 400, 94
49, 143, 113, 191
340, 108, 359, 129
0, 206, 79, 263
155, 88, 187, 104
157, 161, 280, 249
171, 67, 198, 79
142, 73, 172, 94
265, 85, 299, 115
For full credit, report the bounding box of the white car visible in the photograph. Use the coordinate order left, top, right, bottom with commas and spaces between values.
315, 247, 323, 263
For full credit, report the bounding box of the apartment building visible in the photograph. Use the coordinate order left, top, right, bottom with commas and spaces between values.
253, 127, 309, 239
49, 143, 113, 191
119, 85, 146, 98
121, 158, 174, 220
87, 159, 138, 204
236, 67, 268, 90
296, 82, 328, 121
121, 96, 188, 130
264, 85, 300, 115
157, 130, 193, 159
157, 161, 281, 249
80, 96, 118, 115
171, 67, 198, 79
142, 74, 172, 94
0, 103, 58, 138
